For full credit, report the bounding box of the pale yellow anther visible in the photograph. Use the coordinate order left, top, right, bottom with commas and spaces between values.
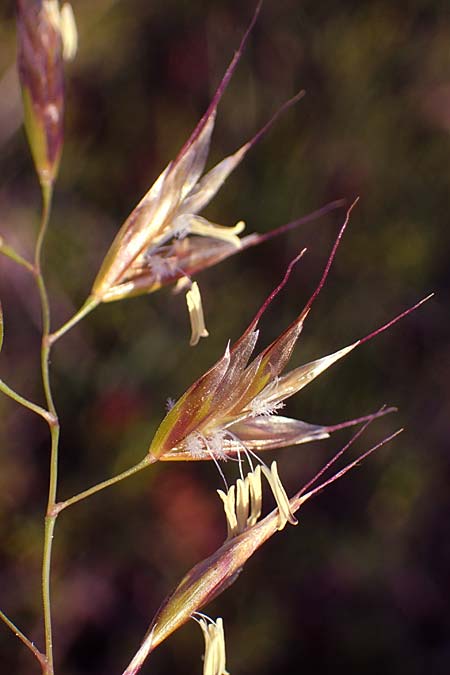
60, 3, 78, 61
217, 485, 238, 539
261, 461, 297, 530
218, 465, 263, 539
43, 0, 60, 30
42, 1, 77, 61
196, 616, 229, 675
173, 275, 191, 293
186, 282, 209, 346
236, 477, 250, 533
188, 218, 245, 247
247, 464, 262, 526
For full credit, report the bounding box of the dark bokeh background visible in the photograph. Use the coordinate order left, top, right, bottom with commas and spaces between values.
0, 1, 449, 673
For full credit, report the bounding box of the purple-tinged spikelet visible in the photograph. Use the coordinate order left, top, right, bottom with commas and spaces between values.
16, 0, 75, 188
149, 202, 431, 462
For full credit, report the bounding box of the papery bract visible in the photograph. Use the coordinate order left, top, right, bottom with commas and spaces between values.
123, 426, 401, 670
90, 2, 303, 319
149, 200, 431, 462
16, 0, 76, 189
149, 207, 356, 461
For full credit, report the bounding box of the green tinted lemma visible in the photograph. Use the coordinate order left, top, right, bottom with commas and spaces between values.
16, 0, 65, 188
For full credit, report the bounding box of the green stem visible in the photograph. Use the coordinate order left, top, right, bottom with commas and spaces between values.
0, 609, 47, 672
34, 184, 59, 675
48, 295, 99, 346
32, 185, 112, 674
0, 239, 34, 273
41, 422, 59, 675
55, 455, 155, 514
0, 379, 54, 423
34, 184, 53, 285
41, 512, 57, 675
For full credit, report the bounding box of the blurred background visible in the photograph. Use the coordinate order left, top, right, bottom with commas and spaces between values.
0, 0, 449, 673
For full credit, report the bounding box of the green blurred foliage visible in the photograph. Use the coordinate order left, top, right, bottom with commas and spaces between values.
0, 1, 449, 674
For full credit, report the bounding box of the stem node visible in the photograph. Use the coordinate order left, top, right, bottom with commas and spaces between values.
46, 412, 59, 428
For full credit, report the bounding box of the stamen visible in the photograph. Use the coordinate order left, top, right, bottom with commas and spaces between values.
192, 615, 229, 675
173, 275, 192, 293
186, 282, 209, 346
261, 461, 298, 530
217, 464, 263, 538
236, 477, 250, 532
188, 217, 245, 247
247, 465, 263, 526
43, 0, 61, 31
60, 3, 78, 61
217, 485, 238, 539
